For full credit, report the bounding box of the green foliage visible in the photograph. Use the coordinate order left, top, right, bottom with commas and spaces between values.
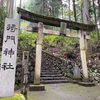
18, 31, 37, 51
0, 6, 7, 35
18, 30, 98, 57
44, 35, 58, 46
90, 31, 99, 44
0, 94, 25, 100
26, 0, 62, 17
43, 35, 79, 52
18, 30, 79, 54
88, 68, 100, 82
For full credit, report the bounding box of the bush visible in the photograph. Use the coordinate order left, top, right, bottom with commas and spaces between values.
43, 35, 79, 52
18, 31, 37, 51
0, 6, 7, 35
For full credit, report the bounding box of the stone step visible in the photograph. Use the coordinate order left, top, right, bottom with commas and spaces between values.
41, 69, 58, 72
41, 80, 68, 84
28, 59, 69, 84
41, 77, 66, 80
41, 68, 56, 70
41, 74, 63, 77
41, 72, 61, 75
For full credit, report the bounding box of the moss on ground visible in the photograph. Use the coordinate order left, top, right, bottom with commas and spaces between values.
0, 94, 25, 100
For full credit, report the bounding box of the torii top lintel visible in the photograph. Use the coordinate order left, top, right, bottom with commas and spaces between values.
17, 7, 95, 32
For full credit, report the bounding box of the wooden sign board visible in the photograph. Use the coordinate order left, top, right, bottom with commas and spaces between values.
0, 18, 19, 97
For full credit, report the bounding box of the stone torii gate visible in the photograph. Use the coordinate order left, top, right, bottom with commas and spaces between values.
17, 8, 95, 86
33, 22, 90, 85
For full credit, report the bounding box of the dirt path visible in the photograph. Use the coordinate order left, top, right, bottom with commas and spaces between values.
27, 83, 100, 100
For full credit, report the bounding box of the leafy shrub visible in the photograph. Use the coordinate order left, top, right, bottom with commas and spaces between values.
43, 35, 79, 53
18, 31, 37, 51
0, 6, 7, 35
88, 68, 100, 82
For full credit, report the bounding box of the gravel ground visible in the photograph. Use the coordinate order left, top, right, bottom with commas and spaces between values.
27, 83, 100, 100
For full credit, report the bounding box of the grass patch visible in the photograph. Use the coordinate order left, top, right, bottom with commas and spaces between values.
0, 94, 25, 100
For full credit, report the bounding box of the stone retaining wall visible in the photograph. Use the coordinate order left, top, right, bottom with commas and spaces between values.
15, 51, 100, 84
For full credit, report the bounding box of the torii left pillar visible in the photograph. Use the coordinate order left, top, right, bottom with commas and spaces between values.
34, 22, 44, 85
29, 22, 45, 91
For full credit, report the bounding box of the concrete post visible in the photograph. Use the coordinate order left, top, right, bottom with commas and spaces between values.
79, 31, 88, 81
34, 22, 44, 85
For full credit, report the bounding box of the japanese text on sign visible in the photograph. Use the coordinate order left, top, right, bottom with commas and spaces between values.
1, 19, 19, 71
2, 63, 14, 70
3, 48, 14, 58
5, 35, 16, 44
6, 24, 18, 32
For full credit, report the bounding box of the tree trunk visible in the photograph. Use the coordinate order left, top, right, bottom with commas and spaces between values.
7, 0, 14, 18
82, 0, 89, 24
98, 0, 100, 18
73, 0, 77, 21
82, 0, 92, 58
69, 0, 71, 21
98, 0, 100, 21
42, 0, 44, 15
81, 3, 83, 23
61, 0, 63, 18
93, 0, 99, 40
0, 0, 3, 6
98, 0, 100, 39
69, 0, 71, 32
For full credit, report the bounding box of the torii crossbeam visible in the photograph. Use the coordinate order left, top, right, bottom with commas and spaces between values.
17, 7, 95, 32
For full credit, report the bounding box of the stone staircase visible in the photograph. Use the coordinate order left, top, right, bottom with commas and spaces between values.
39, 52, 68, 84
40, 65, 68, 84
16, 51, 69, 84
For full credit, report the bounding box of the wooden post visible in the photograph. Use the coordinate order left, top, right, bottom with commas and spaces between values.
22, 51, 29, 83
34, 22, 44, 85
21, 51, 29, 100
79, 31, 88, 81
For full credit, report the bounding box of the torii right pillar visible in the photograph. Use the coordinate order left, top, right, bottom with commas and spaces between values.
79, 31, 88, 81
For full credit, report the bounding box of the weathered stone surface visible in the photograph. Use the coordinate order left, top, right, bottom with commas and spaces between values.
29, 85, 45, 91
0, 18, 19, 97
17, 7, 95, 32
15, 48, 100, 84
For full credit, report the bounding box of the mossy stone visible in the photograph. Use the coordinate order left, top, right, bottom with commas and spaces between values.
0, 94, 25, 100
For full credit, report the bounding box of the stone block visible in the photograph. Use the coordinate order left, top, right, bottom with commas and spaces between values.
29, 84, 45, 91
78, 82, 95, 87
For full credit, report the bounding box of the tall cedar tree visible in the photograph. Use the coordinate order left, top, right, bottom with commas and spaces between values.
28, 0, 62, 18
